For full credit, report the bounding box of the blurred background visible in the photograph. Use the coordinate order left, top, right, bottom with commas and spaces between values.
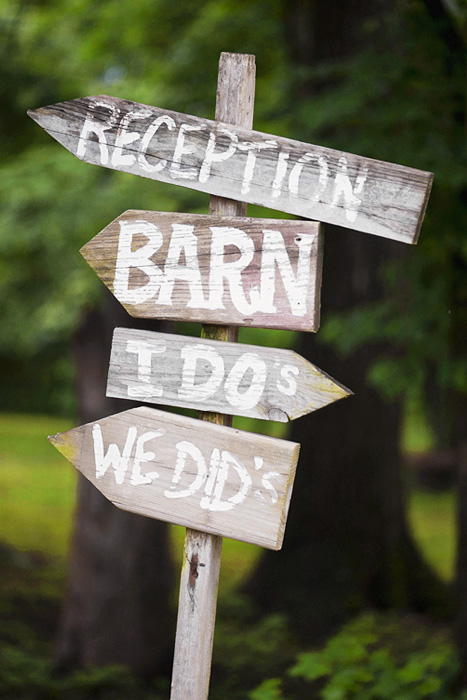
1, 0, 466, 698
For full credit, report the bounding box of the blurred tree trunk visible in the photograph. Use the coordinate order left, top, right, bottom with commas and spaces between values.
244, 0, 448, 643
419, 0, 467, 686
54, 290, 175, 675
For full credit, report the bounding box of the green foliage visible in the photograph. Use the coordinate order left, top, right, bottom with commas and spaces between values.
251, 613, 466, 700
210, 598, 296, 700
0, 645, 168, 700
292, 2, 467, 442
0, 0, 292, 415
249, 678, 285, 700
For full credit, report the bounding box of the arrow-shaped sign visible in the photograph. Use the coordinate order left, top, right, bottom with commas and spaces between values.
80, 210, 323, 332
28, 95, 433, 244
107, 327, 351, 421
49, 406, 300, 550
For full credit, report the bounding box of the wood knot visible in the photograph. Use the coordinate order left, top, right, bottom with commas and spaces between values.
189, 554, 199, 588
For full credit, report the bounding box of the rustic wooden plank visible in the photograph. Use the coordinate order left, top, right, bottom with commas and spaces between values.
171, 529, 223, 700
48, 405, 300, 550
171, 53, 257, 700
80, 210, 323, 332
107, 327, 352, 421
28, 94, 433, 244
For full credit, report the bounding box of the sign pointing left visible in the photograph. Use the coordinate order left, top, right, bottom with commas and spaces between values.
81, 210, 323, 332
49, 406, 300, 550
28, 95, 433, 244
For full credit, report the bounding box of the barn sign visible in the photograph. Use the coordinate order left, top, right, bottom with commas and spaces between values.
81, 210, 323, 331
107, 327, 351, 421
28, 95, 433, 244
48, 405, 299, 550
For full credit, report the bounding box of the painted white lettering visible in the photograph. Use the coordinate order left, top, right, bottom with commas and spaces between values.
254, 456, 264, 470
272, 150, 290, 199
255, 471, 281, 505
208, 227, 260, 314
201, 448, 221, 505
276, 364, 299, 396
125, 339, 167, 399
199, 128, 238, 183
113, 220, 164, 305
259, 230, 313, 316
331, 156, 368, 223
224, 353, 267, 410
164, 440, 207, 499
76, 101, 118, 165
238, 140, 278, 195
111, 110, 149, 167
92, 423, 137, 485
200, 449, 252, 512
130, 430, 163, 485
170, 123, 203, 180
289, 153, 328, 201
138, 114, 176, 173
157, 224, 208, 308
178, 345, 225, 402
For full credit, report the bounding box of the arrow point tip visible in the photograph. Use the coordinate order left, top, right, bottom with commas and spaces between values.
48, 427, 81, 465
338, 385, 353, 400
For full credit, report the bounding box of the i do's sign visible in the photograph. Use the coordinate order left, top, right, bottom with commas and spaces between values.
107, 328, 350, 422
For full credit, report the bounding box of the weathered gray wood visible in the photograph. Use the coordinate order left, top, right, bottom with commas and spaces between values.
171, 52, 256, 700
171, 529, 222, 700
209, 51, 255, 220
80, 210, 323, 332
107, 327, 352, 421
28, 96, 433, 245
48, 405, 300, 551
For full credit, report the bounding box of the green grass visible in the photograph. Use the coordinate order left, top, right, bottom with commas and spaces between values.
402, 398, 456, 581
401, 396, 435, 454
407, 489, 456, 582
0, 412, 456, 587
0, 413, 76, 558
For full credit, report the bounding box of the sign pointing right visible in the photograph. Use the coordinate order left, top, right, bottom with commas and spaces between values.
107, 328, 352, 422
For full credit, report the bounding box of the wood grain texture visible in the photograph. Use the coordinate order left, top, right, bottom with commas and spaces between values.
48, 405, 300, 550
209, 52, 255, 219
80, 210, 323, 332
28, 94, 433, 244
107, 327, 352, 421
171, 529, 222, 700
171, 53, 257, 700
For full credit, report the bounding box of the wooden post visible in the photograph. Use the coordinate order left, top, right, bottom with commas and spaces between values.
170, 52, 256, 700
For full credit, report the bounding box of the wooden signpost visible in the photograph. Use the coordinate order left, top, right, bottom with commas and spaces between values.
80, 211, 323, 331
49, 405, 299, 550
107, 327, 351, 421
30, 50, 433, 700
28, 97, 433, 245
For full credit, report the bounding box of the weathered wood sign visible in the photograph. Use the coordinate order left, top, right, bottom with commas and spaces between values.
48, 405, 300, 550
28, 95, 433, 244
107, 327, 351, 421
81, 210, 323, 331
